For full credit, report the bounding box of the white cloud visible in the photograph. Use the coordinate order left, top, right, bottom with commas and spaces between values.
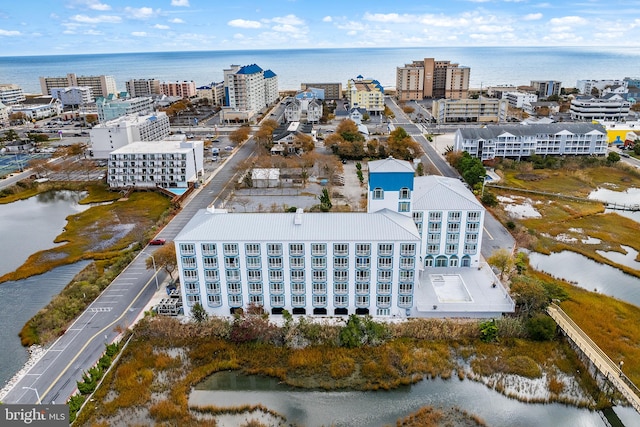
131, 31, 147, 37
549, 16, 587, 26
70, 14, 122, 24
0, 29, 21, 36
322, 16, 332, 22
84, 29, 103, 35
363, 13, 415, 23
154, 24, 170, 30
87, 1, 111, 11
169, 18, 185, 24
228, 19, 262, 29
270, 15, 304, 26
523, 13, 543, 21
171, 0, 190, 6
124, 7, 157, 20
272, 24, 304, 34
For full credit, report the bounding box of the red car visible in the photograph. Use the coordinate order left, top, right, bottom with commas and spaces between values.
149, 238, 166, 245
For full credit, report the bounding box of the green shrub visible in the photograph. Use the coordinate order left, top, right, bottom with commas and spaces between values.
526, 313, 557, 341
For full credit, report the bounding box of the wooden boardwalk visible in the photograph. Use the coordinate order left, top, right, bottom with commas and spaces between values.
547, 304, 640, 414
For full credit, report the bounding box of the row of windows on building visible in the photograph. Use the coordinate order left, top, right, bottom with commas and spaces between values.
179, 242, 416, 257
109, 153, 187, 161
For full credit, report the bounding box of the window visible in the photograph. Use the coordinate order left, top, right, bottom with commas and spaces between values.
291, 282, 305, 294
271, 294, 284, 307
268, 257, 283, 269
449, 257, 459, 267
356, 295, 369, 307
206, 282, 220, 294
399, 187, 410, 199
377, 295, 391, 308
398, 295, 412, 308
247, 270, 262, 282
355, 257, 370, 269
429, 211, 442, 221
334, 295, 348, 307
378, 257, 392, 269
464, 243, 477, 254
267, 243, 282, 256
378, 270, 392, 282
447, 223, 460, 233
398, 201, 410, 212
378, 243, 393, 256
292, 295, 305, 307
203, 257, 218, 268
313, 282, 326, 294
356, 270, 370, 282
427, 233, 440, 244
225, 257, 239, 269
270, 282, 283, 294
311, 243, 326, 256
227, 282, 241, 294
207, 294, 221, 307
334, 270, 348, 282
245, 243, 260, 255
228, 294, 242, 307
223, 243, 238, 255
447, 233, 459, 243
186, 294, 200, 307
399, 283, 413, 294
289, 243, 304, 256
184, 270, 198, 280
334, 282, 348, 294
249, 283, 263, 295
182, 256, 196, 269
424, 256, 434, 267
291, 270, 305, 282
334, 257, 348, 269
446, 244, 457, 255
246, 257, 261, 269
448, 211, 461, 222
180, 243, 195, 255
205, 270, 219, 281
466, 223, 480, 232
428, 223, 441, 233
465, 233, 478, 243
312, 270, 326, 281
427, 244, 439, 255
312, 257, 326, 269
356, 282, 369, 294
185, 282, 199, 294
400, 243, 416, 256
290, 257, 305, 269
399, 270, 414, 282
377, 282, 391, 294
313, 294, 327, 307
334, 243, 348, 256
412, 212, 423, 223
249, 294, 263, 305
467, 211, 481, 222
373, 187, 384, 199
269, 270, 283, 281
400, 257, 414, 269
355, 243, 370, 256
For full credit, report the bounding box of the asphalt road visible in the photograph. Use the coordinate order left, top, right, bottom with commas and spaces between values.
2, 137, 259, 405
385, 97, 516, 257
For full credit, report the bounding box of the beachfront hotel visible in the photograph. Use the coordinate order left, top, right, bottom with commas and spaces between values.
174, 157, 514, 319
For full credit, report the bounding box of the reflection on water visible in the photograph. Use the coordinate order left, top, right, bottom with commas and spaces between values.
191, 371, 610, 427
529, 251, 640, 308
0, 190, 88, 276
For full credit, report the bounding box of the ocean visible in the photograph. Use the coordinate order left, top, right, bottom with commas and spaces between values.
1, 46, 640, 95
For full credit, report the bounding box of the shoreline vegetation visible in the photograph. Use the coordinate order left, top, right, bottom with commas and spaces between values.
2, 156, 640, 424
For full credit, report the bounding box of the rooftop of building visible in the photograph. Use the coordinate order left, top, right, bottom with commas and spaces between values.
369, 156, 416, 174
456, 122, 606, 139
176, 208, 421, 243
92, 111, 167, 128
110, 138, 202, 154
412, 175, 483, 211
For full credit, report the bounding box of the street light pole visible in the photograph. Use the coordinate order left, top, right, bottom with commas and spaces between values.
23, 386, 41, 404
141, 250, 159, 290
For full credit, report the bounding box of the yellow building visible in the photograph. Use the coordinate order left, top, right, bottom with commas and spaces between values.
346, 76, 384, 115
596, 120, 640, 144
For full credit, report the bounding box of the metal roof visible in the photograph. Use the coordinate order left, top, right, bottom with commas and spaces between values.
237, 64, 263, 75
412, 175, 483, 211
263, 69, 277, 78
368, 157, 415, 174
175, 208, 421, 243
456, 123, 606, 140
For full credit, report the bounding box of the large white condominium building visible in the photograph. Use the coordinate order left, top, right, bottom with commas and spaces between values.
107, 138, 204, 189
40, 73, 117, 99
454, 123, 608, 161
89, 112, 170, 159
174, 157, 514, 319
50, 87, 93, 108
125, 79, 161, 98
570, 95, 630, 122
0, 84, 26, 105
223, 64, 279, 119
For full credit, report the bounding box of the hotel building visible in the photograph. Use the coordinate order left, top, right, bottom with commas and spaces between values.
125, 79, 161, 98
346, 76, 384, 115
96, 96, 155, 122
222, 64, 279, 122
40, 73, 117, 99
0, 84, 26, 105
175, 157, 514, 319
432, 98, 508, 124
396, 58, 470, 101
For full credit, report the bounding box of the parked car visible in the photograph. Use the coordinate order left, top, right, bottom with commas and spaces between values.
225, 145, 234, 151
149, 238, 166, 245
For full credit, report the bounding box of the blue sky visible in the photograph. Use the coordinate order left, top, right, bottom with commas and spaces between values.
1, 0, 639, 56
